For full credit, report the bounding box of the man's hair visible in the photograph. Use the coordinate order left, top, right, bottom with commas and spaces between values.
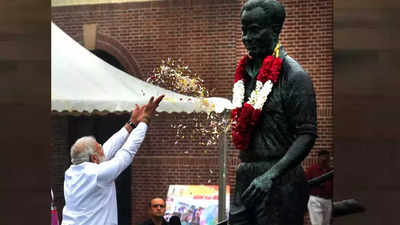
318, 150, 329, 156
70, 136, 97, 165
149, 197, 165, 207
241, 0, 286, 35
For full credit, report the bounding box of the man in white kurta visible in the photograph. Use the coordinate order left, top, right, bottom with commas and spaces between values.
61, 95, 164, 225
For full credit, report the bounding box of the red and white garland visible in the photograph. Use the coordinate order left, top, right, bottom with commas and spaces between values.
231, 43, 282, 150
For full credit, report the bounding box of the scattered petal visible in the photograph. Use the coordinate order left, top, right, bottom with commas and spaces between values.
144, 58, 231, 147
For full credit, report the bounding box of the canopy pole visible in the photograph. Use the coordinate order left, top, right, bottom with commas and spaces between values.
218, 110, 230, 222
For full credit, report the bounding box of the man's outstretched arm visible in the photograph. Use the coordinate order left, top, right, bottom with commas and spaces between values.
97, 122, 148, 185
102, 104, 145, 160
96, 95, 164, 185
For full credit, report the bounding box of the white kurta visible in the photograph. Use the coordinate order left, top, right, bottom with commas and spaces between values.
61, 122, 148, 225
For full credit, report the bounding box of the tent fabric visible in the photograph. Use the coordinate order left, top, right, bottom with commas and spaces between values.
51, 22, 233, 114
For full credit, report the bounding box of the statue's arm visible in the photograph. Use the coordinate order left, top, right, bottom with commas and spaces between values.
268, 69, 318, 180
241, 134, 315, 206
264, 133, 315, 181
241, 69, 317, 206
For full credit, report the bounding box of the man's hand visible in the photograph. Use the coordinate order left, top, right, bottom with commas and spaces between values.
129, 104, 145, 124
126, 95, 164, 132
137, 95, 165, 124
241, 173, 274, 208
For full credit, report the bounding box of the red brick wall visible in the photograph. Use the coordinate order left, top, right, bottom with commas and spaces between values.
52, 0, 333, 224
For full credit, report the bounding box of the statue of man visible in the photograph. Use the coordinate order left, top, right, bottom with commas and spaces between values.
229, 0, 317, 224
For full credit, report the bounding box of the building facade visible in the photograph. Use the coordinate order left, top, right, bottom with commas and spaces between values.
51, 0, 333, 224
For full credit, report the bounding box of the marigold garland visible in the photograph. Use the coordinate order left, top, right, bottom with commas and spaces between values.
231, 43, 282, 150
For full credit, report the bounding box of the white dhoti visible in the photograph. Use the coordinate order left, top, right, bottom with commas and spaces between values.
308, 195, 332, 225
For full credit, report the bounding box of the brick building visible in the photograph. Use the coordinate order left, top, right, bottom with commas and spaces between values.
51, 0, 333, 224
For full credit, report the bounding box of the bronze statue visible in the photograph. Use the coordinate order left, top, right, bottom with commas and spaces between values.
229, 0, 317, 224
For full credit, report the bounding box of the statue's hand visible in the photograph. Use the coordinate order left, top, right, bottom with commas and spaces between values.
241, 173, 274, 208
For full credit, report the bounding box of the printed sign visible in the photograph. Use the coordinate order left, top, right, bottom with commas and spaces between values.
165, 185, 230, 225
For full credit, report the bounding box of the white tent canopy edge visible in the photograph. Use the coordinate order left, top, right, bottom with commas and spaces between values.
51, 22, 233, 114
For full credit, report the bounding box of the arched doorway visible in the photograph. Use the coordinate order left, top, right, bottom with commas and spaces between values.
91, 49, 125, 71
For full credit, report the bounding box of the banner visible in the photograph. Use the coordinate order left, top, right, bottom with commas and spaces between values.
165, 185, 230, 225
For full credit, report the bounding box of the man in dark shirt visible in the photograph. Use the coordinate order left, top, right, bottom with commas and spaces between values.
229, 0, 317, 225
306, 150, 333, 225
138, 198, 169, 225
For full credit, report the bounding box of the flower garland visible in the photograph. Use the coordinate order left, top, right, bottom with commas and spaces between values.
231, 43, 282, 150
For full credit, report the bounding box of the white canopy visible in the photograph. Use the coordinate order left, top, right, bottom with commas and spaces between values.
51, 22, 233, 114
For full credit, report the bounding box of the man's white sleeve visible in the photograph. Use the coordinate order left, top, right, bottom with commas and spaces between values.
96, 122, 148, 185
102, 127, 130, 160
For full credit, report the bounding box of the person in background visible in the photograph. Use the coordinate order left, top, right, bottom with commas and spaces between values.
306, 150, 333, 225
138, 197, 169, 225
169, 215, 182, 225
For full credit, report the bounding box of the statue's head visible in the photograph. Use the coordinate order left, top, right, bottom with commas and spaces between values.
240, 0, 286, 59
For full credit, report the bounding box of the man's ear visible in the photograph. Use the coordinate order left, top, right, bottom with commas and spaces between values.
90, 154, 99, 164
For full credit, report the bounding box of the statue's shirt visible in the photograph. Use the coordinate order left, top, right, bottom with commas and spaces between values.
239, 50, 317, 162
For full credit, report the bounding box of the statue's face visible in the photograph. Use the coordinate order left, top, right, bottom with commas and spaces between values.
241, 6, 276, 59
